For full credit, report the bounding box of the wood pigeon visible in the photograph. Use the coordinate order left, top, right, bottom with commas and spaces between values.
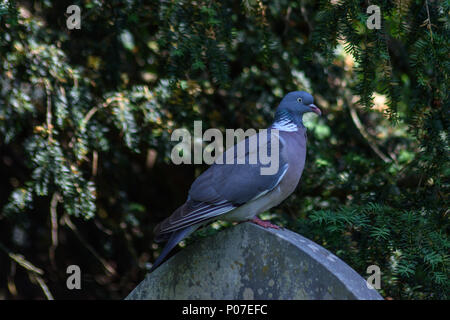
150, 91, 321, 272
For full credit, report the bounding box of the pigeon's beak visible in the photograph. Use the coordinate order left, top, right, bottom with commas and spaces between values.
309, 104, 322, 116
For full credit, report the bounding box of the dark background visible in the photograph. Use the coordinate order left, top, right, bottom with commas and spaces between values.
0, 0, 448, 299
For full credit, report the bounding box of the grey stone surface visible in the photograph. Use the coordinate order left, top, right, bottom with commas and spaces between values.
126, 223, 383, 300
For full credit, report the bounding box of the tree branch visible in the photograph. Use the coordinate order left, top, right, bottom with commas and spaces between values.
61, 214, 117, 276
49, 192, 60, 268
347, 98, 393, 163
0, 242, 54, 300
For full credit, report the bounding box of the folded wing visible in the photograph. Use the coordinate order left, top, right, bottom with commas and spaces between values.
154, 129, 287, 240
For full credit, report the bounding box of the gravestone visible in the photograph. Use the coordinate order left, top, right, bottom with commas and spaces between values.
126, 223, 383, 300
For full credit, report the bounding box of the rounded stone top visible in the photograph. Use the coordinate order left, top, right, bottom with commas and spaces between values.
126, 223, 383, 300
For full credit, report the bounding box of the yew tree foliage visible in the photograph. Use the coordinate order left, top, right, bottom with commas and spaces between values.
0, 0, 448, 299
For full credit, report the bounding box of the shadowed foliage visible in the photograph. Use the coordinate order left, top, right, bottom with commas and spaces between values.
0, 0, 448, 299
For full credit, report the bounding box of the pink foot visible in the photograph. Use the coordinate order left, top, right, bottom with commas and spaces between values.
249, 217, 280, 229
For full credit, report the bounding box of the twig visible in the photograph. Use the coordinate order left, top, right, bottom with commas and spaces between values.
49, 192, 60, 268
347, 99, 392, 163
92, 150, 98, 178
44, 80, 53, 142
30, 273, 54, 300
0, 242, 54, 300
283, 6, 292, 36
94, 219, 113, 236
299, 5, 313, 36
81, 106, 100, 129
79, 96, 118, 134
0, 243, 44, 274
7, 262, 17, 297
72, 100, 109, 163
61, 214, 117, 276
424, 0, 433, 42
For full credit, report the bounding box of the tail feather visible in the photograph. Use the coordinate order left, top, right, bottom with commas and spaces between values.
149, 225, 197, 273
153, 203, 187, 243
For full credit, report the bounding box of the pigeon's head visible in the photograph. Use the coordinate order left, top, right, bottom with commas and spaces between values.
278, 91, 321, 116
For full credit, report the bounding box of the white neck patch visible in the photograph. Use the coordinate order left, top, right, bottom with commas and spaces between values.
271, 118, 298, 132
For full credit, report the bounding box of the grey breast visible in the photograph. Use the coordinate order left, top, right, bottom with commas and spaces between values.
278, 128, 307, 197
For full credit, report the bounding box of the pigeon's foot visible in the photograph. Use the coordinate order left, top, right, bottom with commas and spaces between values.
249, 217, 280, 229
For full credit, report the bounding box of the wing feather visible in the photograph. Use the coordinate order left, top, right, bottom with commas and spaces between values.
154, 129, 287, 239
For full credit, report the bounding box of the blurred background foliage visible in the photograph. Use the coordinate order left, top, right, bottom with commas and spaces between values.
0, 0, 448, 299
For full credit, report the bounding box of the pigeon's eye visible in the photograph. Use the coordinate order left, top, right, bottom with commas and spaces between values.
297, 97, 302, 103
